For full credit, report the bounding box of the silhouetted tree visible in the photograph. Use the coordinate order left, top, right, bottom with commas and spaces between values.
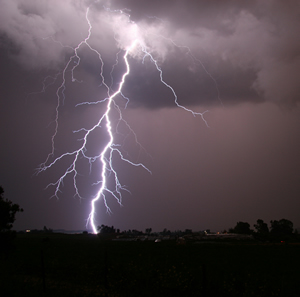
145, 228, 152, 235
98, 224, 116, 234
132, 229, 142, 235
231, 221, 252, 234
0, 186, 23, 248
161, 228, 171, 235
0, 186, 23, 232
270, 219, 293, 241
174, 230, 184, 237
124, 229, 132, 235
43, 226, 53, 233
253, 219, 269, 241
185, 229, 193, 235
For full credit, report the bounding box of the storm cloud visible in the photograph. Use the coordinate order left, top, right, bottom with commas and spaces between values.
1, 0, 300, 107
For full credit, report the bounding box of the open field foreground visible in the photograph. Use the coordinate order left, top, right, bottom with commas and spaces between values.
1, 233, 300, 296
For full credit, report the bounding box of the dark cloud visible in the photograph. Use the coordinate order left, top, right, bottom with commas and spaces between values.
1, 0, 300, 106
0, 1, 300, 232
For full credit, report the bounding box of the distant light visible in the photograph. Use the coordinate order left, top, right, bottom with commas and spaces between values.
26, 230, 31, 233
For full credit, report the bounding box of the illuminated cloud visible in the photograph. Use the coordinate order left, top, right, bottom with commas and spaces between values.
1, 0, 299, 107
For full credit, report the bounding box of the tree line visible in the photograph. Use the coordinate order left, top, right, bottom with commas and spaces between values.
229, 219, 296, 241
0, 184, 298, 244
97, 225, 196, 237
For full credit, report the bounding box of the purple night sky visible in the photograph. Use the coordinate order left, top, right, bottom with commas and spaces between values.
1, 0, 300, 232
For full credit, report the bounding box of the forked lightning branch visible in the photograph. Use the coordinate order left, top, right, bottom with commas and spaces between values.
37, 3, 209, 233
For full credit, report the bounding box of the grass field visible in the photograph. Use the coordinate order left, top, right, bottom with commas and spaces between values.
1, 233, 300, 296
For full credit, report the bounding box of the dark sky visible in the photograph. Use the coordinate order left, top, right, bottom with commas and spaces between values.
1, 0, 300, 233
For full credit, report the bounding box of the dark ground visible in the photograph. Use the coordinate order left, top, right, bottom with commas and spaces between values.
1, 233, 300, 296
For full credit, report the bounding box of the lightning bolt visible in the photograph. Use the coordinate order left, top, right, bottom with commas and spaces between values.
37, 4, 211, 234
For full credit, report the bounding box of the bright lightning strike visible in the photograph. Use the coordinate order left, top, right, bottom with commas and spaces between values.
37, 3, 211, 234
